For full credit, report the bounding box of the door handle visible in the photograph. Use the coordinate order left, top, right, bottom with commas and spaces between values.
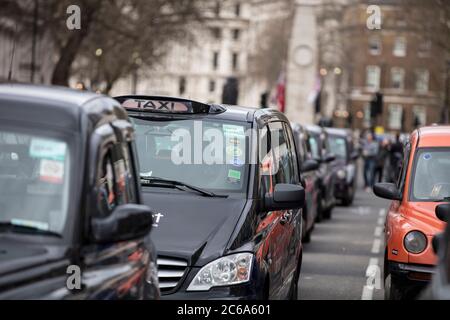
280, 212, 292, 225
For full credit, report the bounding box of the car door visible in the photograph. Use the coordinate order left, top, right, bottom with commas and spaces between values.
259, 124, 284, 298
295, 130, 316, 230
77, 124, 152, 300
281, 123, 302, 285
267, 122, 300, 296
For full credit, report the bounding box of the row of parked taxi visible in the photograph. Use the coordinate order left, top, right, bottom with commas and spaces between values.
0, 84, 363, 300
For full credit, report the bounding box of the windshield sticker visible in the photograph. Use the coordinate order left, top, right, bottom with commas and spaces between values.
11, 218, 49, 231
39, 159, 65, 184
224, 124, 245, 166
30, 138, 67, 161
227, 169, 241, 182
423, 153, 432, 160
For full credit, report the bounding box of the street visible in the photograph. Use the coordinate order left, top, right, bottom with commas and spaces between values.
299, 177, 389, 300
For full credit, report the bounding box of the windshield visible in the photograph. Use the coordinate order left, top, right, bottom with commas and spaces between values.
0, 129, 71, 235
328, 135, 347, 160
308, 135, 321, 160
130, 117, 250, 194
411, 148, 450, 202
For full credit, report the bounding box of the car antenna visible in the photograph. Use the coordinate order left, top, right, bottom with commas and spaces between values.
7, 23, 18, 82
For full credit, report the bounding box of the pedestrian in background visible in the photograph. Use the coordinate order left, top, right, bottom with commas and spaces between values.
388, 133, 404, 182
375, 138, 390, 183
362, 132, 379, 192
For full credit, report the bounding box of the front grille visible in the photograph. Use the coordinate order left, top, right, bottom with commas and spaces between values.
157, 257, 188, 294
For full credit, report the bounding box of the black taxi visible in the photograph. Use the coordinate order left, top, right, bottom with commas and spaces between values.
0, 85, 159, 300
116, 95, 305, 300
305, 125, 336, 219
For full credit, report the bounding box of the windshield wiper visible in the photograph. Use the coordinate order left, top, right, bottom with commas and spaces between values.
0, 221, 62, 238
140, 176, 227, 198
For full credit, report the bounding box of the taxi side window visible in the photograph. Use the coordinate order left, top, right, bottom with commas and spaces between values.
308, 136, 320, 160
283, 123, 299, 184
97, 149, 118, 217
120, 142, 139, 203
397, 142, 410, 195
96, 142, 138, 217
110, 143, 139, 206
259, 122, 298, 199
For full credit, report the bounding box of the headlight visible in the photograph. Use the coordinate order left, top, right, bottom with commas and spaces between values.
187, 253, 253, 291
404, 231, 427, 254
337, 169, 346, 179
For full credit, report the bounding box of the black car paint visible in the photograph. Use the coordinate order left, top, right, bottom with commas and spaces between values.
291, 123, 320, 239
120, 98, 304, 300
0, 84, 159, 300
325, 128, 357, 206
305, 125, 336, 218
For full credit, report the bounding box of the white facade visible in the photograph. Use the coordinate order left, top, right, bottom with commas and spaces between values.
112, 1, 252, 105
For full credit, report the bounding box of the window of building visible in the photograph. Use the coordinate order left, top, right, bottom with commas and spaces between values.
413, 105, 427, 127
366, 65, 381, 90
388, 104, 403, 130
232, 53, 239, 71
211, 27, 221, 39
418, 40, 431, 57
391, 67, 405, 89
235, 3, 241, 17
363, 104, 371, 128
393, 37, 407, 57
214, 1, 221, 16
368, 36, 382, 55
209, 80, 216, 93
213, 52, 219, 70
415, 69, 429, 93
179, 77, 186, 95
232, 29, 240, 41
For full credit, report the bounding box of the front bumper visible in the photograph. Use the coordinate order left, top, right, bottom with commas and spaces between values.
160, 266, 264, 300
161, 283, 260, 300
334, 178, 351, 199
389, 261, 435, 285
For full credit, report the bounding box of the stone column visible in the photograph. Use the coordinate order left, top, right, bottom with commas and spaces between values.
285, 0, 322, 125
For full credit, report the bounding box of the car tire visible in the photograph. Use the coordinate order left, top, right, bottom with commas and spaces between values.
303, 228, 312, 243
342, 184, 355, 206
315, 194, 323, 223
289, 254, 302, 300
322, 207, 332, 219
384, 273, 406, 300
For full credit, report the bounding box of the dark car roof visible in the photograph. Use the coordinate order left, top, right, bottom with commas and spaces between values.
0, 84, 126, 131
324, 127, 351, 137
116, 94, 287, 125
305, 124, 324, 135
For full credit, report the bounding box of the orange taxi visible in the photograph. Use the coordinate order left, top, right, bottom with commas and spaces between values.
374, 126, 450, 299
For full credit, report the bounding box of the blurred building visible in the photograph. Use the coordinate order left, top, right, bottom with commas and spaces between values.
112, 0, 294, 110
318, 0, 449, 133
112, 1, 252, 105
0, 13, 54, 84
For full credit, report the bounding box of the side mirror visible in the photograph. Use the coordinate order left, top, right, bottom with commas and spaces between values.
324, 153, 336, 163
264, 184, 305, 211
432, 233, 443, 254
91, 204, 153, 244
436, 204, 450, 222
301, 159, 319, 172
373, 183, 401, 201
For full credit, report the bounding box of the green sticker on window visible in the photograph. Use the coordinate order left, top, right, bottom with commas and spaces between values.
228, 169, 241, 180
29, 138, 67, 161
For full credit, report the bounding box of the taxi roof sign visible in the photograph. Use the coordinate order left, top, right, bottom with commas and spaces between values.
115, 95, 225, 115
